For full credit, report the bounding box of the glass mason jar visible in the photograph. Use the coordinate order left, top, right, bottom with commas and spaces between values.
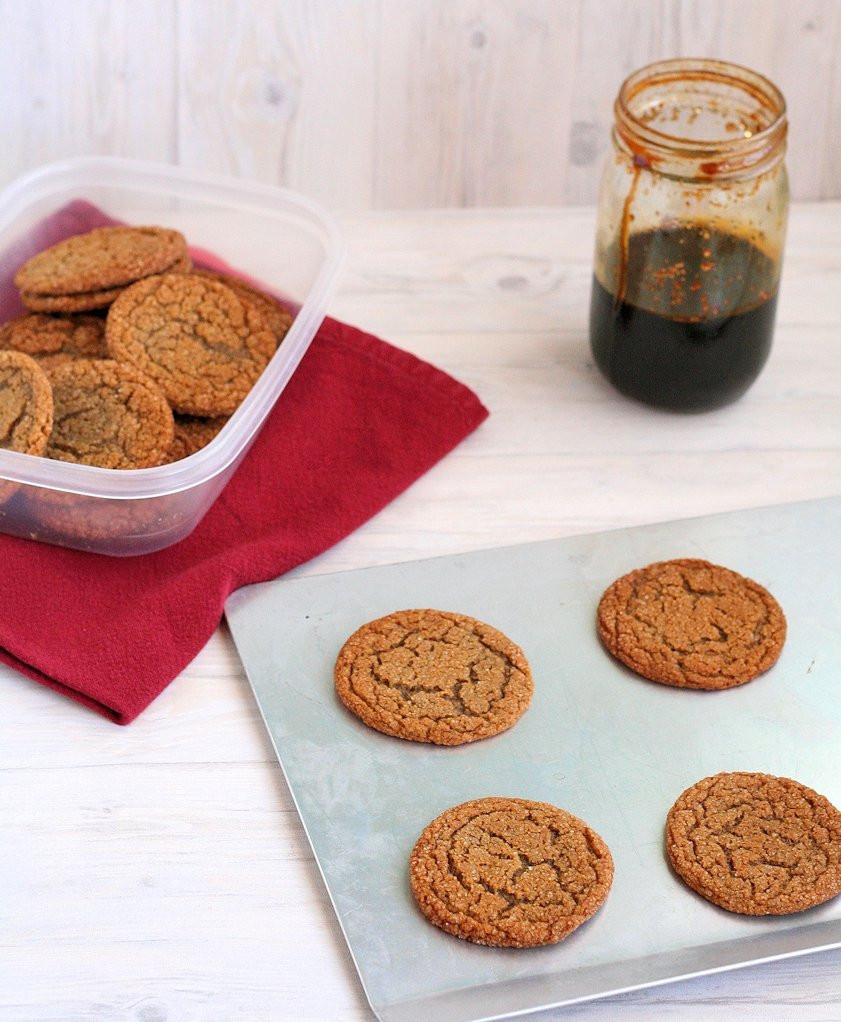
589, 58, 789, 411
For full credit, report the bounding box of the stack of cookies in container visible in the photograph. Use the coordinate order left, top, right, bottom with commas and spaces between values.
0, 225, 292, 471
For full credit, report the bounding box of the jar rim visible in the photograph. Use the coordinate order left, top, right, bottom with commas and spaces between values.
615, 58, 787, 173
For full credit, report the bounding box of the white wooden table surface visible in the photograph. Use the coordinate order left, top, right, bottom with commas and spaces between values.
2, 203, 841, 1021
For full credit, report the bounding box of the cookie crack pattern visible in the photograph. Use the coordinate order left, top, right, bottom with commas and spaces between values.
46, 360, 173, 469
446, 813, 597, 920
106, 272, 275, 416
667, 772, 841, 915
598, 559, 786, 690
370, 651, 500, 708
678, 576, 719, 600
446, 842, 520, 913
50, 439, 94, 458
336, 610, 533, 745
368, 636, 512, 707
751, 612, 770, 643
1, 403, 28, 443
410, 798, 614, 947
55, 401, 101, 424
448, 680, 470, 716
0, 352, 53, 459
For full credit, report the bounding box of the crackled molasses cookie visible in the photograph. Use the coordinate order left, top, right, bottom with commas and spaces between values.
30, 489, 180, 549
410, 797, 614, 947
164, 414, 229, 463
15, 226, 189, 306
105, 272, 276, 415
46, 358, 174, 469
192, 269, 293, 345
0, 350, 53, 457
0, 350, 54, 504
335, 609, 533, 745
20, 253, 193, 313
597, 558, 786, 690
666, 772, 841, 915
20, 283, 133, 314
0, 312, 107, 369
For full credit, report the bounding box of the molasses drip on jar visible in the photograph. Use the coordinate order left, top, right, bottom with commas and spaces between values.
590, 224, 780, 411
588, 58, 789, 412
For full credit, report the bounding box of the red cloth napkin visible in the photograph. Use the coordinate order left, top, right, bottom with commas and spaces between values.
0, 203, 488, 723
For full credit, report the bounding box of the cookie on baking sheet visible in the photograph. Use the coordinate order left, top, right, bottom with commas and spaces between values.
105, 272, 276, 416
596, 558, 786, 690
410, 797, 614, 947
334, 609, 533, 745
45, 358, 174, 469
0, 312, 107, 369
192, 269, 293, 345
666, 772, 841, 916
14, 225, 189, 298
164, 414, 229, 463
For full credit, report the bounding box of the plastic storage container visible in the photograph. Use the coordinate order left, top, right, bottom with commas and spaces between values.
0, 157, 344, 555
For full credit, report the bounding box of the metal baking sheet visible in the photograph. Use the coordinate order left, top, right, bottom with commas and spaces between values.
225, 497, 841, 1022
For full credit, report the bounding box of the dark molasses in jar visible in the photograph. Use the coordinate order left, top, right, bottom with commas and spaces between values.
590, 225, 779, 411
589, 59, 789, 412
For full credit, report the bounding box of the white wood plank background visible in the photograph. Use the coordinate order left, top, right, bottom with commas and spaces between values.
2, 201, 841, 1020
1, 0, 840, 208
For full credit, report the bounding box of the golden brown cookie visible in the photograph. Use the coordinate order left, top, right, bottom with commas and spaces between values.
14, 225, 189, 296
0, 312, 107, 369
20, 283, 133, 313
597, 558, 786, 690
164, 414, 229, 463
19, 254, 192, 313
410, 797, 614, 947
0, 350, 53, 456
192, 269, 293, 344
0, 350, 54, 504
334, 609, 533, 745
29, 490, 179, 549
666, 772, 841, 915
46, 358, 174, 469
0, 350, 53, 457
105, 272, 276, 415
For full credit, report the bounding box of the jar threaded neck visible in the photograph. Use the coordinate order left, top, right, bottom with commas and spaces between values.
614, 58, 787, 180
